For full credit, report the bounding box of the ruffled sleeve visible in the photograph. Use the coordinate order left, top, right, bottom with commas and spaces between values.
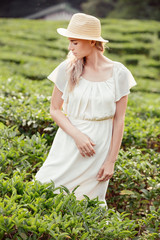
114, 63, 137, 102
47, 59, 68, 93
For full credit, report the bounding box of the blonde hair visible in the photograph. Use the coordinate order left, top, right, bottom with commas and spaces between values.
66, 41, 105, 92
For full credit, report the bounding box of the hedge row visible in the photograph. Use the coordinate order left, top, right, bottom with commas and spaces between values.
0, 18, 160, 239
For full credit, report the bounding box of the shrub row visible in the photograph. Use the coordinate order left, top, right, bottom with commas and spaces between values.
0, 18, 160, 239
0, 122, 159, 219
0, 172, 159, 240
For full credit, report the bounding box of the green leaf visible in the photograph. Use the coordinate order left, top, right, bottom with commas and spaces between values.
80, 232, 89, 240
120, 190, 135, 195
19, 232, 28, 240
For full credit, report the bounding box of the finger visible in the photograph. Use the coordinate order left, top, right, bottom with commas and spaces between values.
83, 144, 95, 156
97, 176, 105, 181
103, 176, 109, 181
97, 172, 109, 181
97, 168, 104, 179
88, 137, 96, 146
104, 174, 113, 181
88, 145, 96, 156
81, 148, 91, 158
79, 146, 87, 157
98, 175, 109, 182
84, 146, 93, 157
88, 144, 96, 154
108, 174, 113, 179
90, 140, 96, 146
80, 149, 86, 157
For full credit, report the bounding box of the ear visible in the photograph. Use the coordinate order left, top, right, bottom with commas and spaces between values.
90, 40, 96, 47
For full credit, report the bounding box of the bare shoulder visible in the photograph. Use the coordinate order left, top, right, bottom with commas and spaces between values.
102, 56, 115, 74
103, 56, 114, 68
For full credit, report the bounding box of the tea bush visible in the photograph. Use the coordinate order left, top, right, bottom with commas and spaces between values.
0, 123, 49, 178
0, 172, 159, 240
0, 18, 160, 239
107, 148, 160, 215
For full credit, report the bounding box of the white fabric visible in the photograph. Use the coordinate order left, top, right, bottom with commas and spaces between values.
47, 60, 68, 93
35, 60, 137, 207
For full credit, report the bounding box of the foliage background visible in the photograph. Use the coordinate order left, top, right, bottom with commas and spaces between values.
0, 16, 160, 239
0, 0, 160, 20
81, 0, 160, 20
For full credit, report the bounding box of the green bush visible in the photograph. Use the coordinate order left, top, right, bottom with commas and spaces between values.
107, 148, 160, 215
0, 172, 139, 240
0, 18, 160, 239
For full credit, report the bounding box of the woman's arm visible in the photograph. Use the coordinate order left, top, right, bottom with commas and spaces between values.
50, 85, 96, 157
50, 85, 79, 139
97, 95, 128, 181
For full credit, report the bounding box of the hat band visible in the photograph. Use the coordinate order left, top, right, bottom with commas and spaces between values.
67, 21, 101, 38
67, 30, 101, 40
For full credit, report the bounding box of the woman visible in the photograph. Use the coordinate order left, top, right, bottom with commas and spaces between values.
35, 13, 137, 207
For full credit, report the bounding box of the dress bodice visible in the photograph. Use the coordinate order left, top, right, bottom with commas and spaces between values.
47, 59, 137, 121
62, 75, 116, 121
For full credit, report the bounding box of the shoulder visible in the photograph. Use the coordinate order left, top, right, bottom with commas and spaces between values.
47, 59, 68, 79
55, 59, 69, 72
114, 61, 133, 80
113, 61, 130, 74
47, 59, 69, 85
113, 61, 137, 88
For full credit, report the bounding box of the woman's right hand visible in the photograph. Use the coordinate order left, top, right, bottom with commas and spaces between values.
73, 131, 96, 157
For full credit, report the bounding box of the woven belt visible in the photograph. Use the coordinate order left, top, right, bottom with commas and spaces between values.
67, 115, 114, 121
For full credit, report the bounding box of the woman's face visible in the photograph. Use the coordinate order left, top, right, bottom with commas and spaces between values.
68, 38, 95, 59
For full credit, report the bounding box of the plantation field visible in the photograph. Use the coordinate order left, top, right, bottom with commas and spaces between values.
0, 18, 160, 239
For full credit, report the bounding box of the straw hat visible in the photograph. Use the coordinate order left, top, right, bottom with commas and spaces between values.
57, 13, 109, 43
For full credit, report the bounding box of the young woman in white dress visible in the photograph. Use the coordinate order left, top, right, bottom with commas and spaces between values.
35, 13, 137, 207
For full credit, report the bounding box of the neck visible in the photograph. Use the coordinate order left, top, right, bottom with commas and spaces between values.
85, 48, 105, 70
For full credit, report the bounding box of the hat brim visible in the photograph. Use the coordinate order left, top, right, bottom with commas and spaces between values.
57, 28, 109, 43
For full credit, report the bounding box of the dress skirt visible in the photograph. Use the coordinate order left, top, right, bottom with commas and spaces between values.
35, 116, 113, 207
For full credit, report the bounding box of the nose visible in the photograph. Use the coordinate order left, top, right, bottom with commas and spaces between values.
68, 42, 73, 51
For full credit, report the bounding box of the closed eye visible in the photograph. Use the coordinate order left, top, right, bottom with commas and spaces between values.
70, 40, 78, 45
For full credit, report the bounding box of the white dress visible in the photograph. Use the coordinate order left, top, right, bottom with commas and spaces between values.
35, 59, 137, 207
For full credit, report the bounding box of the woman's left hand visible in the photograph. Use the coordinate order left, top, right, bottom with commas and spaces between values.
96, 161, 115, 182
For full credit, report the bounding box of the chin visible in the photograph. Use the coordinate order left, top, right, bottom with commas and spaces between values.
76, 55, 83, 59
